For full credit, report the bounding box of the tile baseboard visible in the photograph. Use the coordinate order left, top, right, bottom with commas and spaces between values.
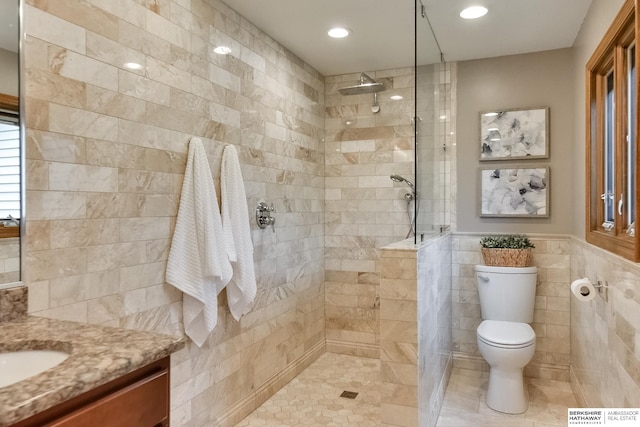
569, 365, 588, 407
452, 352, 570, 382
326, 339, 380, 359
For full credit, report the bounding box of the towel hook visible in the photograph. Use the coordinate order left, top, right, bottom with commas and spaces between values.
256, 202, 275, 232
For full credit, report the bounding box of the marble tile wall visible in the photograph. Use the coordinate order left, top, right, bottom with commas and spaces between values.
452, 233, 572, 381
378, 235, 452, 427
0, 238, 20, 284
22, 1, 325, 425
417, 234, 452, 427
570, 238, 640, 408
379, 242, 418, 426
324, 68, 415, 358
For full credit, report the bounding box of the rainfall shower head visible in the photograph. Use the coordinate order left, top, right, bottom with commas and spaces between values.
390, 174, 415, 193
338, 73, 387, 95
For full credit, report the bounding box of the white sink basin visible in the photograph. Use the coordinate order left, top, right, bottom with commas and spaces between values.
0, 350, 70, 388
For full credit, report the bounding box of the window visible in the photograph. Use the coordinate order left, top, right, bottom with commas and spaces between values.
0, 94, 19, 239
586, 0, 638, 260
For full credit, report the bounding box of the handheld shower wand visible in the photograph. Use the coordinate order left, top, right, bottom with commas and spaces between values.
390, 174, 416, 193
390, 175, 417, 238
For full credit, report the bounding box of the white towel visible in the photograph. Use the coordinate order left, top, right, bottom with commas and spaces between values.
221, 144, 257, 320
166, 137, 232, 347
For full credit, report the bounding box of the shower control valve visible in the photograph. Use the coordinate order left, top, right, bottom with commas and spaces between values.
256, 202, 276, 232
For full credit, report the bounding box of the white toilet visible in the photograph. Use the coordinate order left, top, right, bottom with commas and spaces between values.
475, 265, 537, 414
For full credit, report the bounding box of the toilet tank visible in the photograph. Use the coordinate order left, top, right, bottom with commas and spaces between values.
475, 265, 538, 323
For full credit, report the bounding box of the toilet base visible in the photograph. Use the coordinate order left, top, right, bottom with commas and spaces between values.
486, 367, 529, 414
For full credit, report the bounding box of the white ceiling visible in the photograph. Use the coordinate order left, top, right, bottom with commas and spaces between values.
226, 0, 593, 76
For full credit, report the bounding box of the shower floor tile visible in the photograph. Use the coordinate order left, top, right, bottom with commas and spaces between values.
235, 354, 578, 427
234, 352, 381, 427
436, 368, 578, 427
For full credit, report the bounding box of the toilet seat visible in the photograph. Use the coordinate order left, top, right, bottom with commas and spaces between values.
477, 320, 535, 349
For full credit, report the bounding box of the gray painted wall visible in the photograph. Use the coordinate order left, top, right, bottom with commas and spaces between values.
456, 48, 574, 233
0, 48, 18, 97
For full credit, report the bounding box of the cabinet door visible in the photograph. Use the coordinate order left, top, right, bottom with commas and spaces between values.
47, 369, 169, 427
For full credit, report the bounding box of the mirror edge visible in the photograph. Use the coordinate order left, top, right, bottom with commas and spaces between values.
3, 0, 26, 291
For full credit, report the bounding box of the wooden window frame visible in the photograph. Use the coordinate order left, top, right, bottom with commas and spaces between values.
586, 0, 639, 261
0, 93, 18, 112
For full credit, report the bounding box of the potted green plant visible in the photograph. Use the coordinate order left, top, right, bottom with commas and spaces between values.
479, 234, 535, 267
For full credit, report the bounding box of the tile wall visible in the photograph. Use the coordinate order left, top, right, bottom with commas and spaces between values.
417, 234, 452, 427
452, 233, 572, 381
379, 242, 419, 426
570, 238, 640, 408
0, 238, 19, 284
378, 234, 452, 427
22, 1, 325, 425
324, 68, 415, 358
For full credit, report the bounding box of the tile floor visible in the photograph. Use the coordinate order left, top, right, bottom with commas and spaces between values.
235, 353, 381, 427
436, 368, 577, 427
235, 353, 578, 427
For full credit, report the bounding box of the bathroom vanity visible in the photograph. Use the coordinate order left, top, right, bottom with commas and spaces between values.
0, 316, 184, 427
11, 357, 170, 427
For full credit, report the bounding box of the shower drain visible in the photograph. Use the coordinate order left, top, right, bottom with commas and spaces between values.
339, 390, 358, 399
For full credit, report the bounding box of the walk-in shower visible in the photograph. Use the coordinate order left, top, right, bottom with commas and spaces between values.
338, 72, 386, 113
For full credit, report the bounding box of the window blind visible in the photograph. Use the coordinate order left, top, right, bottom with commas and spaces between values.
0, 113, 20, 220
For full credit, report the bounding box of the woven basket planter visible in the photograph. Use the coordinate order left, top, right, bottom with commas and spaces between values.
481, 248, 533, 267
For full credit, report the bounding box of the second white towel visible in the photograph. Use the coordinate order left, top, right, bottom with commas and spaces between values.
221, 144, 257, 320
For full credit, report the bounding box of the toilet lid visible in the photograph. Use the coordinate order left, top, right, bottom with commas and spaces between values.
477, 320, 535, 348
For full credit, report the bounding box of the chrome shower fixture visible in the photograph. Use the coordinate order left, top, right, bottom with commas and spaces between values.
390, 174, 417, 239
338, 73, 386, 95
390, 174, 415, 193
339, 73, 386, 114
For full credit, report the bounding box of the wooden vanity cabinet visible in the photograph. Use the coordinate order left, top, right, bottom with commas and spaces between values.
13, 357, 170, 427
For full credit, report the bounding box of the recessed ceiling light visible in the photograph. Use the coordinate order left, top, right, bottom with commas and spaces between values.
390, 95, 403, 100
213, 46, 232, 55
328, 27, 350, 38
123, 62, 143, 70
484, 112, 499, 117
460, 6, 488, 19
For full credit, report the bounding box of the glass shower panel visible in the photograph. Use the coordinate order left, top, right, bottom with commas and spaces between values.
415, 1, 452, 242
415, 64, 436, 237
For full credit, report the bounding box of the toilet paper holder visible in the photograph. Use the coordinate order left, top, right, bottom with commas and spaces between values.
575, 278, 609, 302
577, 278, 609, 288
595, 280, 609, 302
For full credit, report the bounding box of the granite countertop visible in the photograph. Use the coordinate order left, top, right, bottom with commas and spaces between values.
0, 316, 185, 426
